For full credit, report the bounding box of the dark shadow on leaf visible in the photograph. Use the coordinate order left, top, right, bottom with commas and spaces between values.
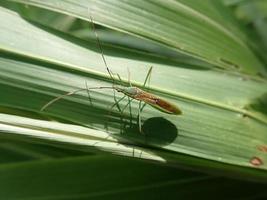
122, 117, 178, 146
142, 117, 178, 146
18, 15, 211, 71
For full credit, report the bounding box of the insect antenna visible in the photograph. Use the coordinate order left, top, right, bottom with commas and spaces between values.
88, 9, 127, 127
88, 9, 115, 85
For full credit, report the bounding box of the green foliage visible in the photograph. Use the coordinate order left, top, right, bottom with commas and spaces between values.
0, 0, 267, 198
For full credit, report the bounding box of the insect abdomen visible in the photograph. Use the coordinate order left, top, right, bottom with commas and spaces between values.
134, 90, 182, 115
153, 98, 182, 115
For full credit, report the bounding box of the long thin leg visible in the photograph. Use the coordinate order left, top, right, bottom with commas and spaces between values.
128, 96, 133, 126
140, 101, 147, 113
118, 97, 134, 131
110, 70, 123, 86
85, 81, 93, 106
117, 68, 133, 128
110, 71, 126, 115
114, 72, 122, 82
109, 95, 126, 114
41, 86, 114, 112
142, 66, 153, 88
41, 88, 87, 111
101, 94, 127, 140
141, 66, 153, 112
121, 98, 134, 114
138, 101, 142, 133
105, 94, 126, 131
113, 89, 122, 113
125, 68, 132, 127
140, 66, 153, 113
127, 67, 132, 86
106, 69, 123, 113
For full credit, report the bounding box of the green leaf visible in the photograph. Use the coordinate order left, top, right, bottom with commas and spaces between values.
10, 0, 267, 76
0, 0, 267, 183
0, 146, 266, 200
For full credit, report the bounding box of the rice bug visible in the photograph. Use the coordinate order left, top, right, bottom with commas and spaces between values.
41, 12, 182, 132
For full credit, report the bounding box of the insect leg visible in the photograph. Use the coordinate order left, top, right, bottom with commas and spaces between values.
115, 97, 134, 130
142, 66, 153, 88
109, 95, 126, 114
127, 67, 132, 86
112, 89, 122, 113
140, 100, 147, 113
40, 88, 87, 111
110, 70, 124, 86
121, 98, 134, 114
128, 67, 153, 133
128, 96, 133, 126
105, 94, 126, 131
85, 81, 93, 106
41, 86, 114, 112
137, 100, 143, 133
140, 66, 153, 112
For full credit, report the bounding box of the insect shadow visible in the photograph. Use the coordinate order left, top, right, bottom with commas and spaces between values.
123, 117, 178, 146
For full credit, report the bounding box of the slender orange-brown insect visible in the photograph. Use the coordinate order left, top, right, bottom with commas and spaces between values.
41, 10, 182, 132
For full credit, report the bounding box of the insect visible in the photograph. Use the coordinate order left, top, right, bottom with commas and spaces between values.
41, 12, 182, 133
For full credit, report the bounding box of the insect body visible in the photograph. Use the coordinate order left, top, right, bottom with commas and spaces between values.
115, 86, 182, 115
41, 11, 182, 133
